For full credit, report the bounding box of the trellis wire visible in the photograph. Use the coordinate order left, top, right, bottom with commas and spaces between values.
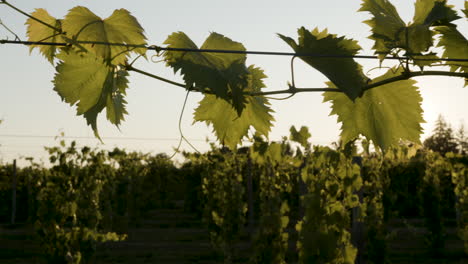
1, 39, 468, 62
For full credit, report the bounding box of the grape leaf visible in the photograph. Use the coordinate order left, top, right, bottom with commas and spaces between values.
106, 70, 129, 125
289, 126, 311, 148
359, 0, 405, 59
413, 0, 460, 26
251, 141, 283, 165
62, 7, 146, 65
407, 0, 460, 53
164, 32, 249, 115
360, 0, 459, 59
193, 66, 274, 149
26, 9, 63, 63
53, 51, 129, 138
278, 27, 368, 100
323, 68, 424, 150
436, 26, 468, 86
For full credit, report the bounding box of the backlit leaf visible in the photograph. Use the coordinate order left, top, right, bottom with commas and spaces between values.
436, 25, 468, 86
359, 0, 405, 58
413, 0, 460, 25
62, 7, 146, 65
26, 9, 63, 63
53, 51, 129, 138
106, 70, 129, 126
279, 27, 368, 100
193, 66, 274, 149
290, 126, 311, 148
360, 0, 460, 59
164, 32, 249, 114
323, 68, 424, 150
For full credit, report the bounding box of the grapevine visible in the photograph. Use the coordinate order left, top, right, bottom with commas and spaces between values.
0, 0, 466, 151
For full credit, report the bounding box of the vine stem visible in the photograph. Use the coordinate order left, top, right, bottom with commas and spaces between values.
363, 71, 468, 92
127, 65, 468, 97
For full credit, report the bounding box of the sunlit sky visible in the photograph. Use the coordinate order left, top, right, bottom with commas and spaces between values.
0, 0, 467, 165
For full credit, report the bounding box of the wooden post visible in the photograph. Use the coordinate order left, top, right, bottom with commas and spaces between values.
11, 159, 17, 225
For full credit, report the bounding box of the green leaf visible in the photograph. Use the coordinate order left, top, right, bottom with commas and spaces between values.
278, 27, 368, 100
360, 0, 460, 58
106, 70, 129, 126
164, 32, 249, 114
359, 0, 405, 57
323, 68, 424, 150
413, 0, 460, 25
289, 126, 311, 148
407, 0, 460, 53
251, 141, 283, 165
62, 7, 146, 65
435, 26, 468, 86
26, 9, 63, 63
193, 66, 274, 149
53, 51, 129, 138
412, 53, 441, 68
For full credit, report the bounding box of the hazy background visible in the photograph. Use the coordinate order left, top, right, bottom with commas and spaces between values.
0, 0, 467, 165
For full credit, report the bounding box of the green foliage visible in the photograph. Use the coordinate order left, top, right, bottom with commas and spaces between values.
1, 131, 468, 262
164, 32, 251, 115
53, 51, 129, 138
289, 125, 311, 149
323, 68, 424, 150
435, 25, 468, 86
36, 142, 126, 263
450, 157, 468, 254
26, 9, 63, 63
194, 149, 247, 263
62, 6, 147, 65
279, 27, 367, 100
362, 156, 388, 263
18, 0, 467, 150
422, 153, 448, 255
297, 148, 362, 264
26, 6, 144, 137
358, 0, 405, 60
359, 0, 460, 60
193, 66, 274, 149
250, 140, 295, 264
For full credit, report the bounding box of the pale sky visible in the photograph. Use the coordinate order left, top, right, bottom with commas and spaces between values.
0, 0, 467, 165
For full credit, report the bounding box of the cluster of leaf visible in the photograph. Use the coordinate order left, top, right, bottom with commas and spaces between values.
185, 126, 468, 263
185, 127, 366, 263
26, 7, 146, 138
189, 149, 247, 263
296, 147, 362, 264
24, 0, 467, 150
360, 156, 388, 263
449, 156, 468, 254
35, 142, 126, 263
280, 0, 467, 150
0, 140, 181, 263
424, 152, 468, 255
25, 7, 274, 146
249, 139, 296, 264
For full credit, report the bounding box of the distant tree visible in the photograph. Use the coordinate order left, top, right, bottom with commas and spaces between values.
423, 115, 458, 155
456, 124, 468, 155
